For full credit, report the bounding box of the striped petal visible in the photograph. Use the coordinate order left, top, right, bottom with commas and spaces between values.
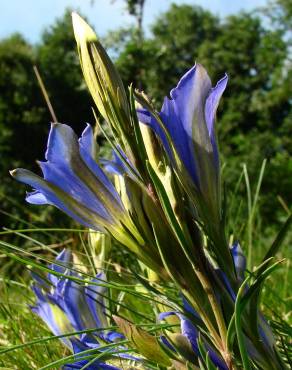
11, 123, 129, 232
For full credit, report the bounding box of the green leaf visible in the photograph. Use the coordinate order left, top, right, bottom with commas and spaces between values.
146, 161, 194, 264
196, 335, 208, 370
205, 352, 219, 370
113, 315, 171, 366
262, 214, 292, 262
234, 278, 252, 370
227, 259, 283, 369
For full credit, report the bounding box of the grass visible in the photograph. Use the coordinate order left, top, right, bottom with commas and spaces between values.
0, 161, 291, 368
0, 280, 64, 368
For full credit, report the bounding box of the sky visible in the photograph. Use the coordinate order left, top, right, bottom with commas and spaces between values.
1, 0, 268, 43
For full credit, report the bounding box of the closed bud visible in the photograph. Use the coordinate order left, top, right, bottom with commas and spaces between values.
72, 12, 130, 135
88, 230, 112, 269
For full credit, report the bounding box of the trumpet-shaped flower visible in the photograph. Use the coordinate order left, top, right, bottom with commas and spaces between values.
159, 311, 228, 369
137, 64, 228, 216
173, 246, 276, 368
10, 123, 144, 247
31, 249, 136, 369
11, 124, 124, 231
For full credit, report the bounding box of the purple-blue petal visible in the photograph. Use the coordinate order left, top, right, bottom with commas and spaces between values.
12, 123, 126, 232
102, 331, 124, 342
138, 64, 226, 189
30, 284, 72, 348
45, 123, 79, 164
78, 123, 97, 159
47, 249, 73, 286
12, 168, 101, 230
158, 311, 199, 355
205, 74, 228, 139
181, 295, 200, 319
159, 311, 227, 369
66, 339, 120, 370
102, 147, 138, 181
205, 74, 228, 167
85, 273, 108, 328
26, 190, 48, 205
78, 127, 122, 205
231, 242, 246, 281
56, 278, 97, 331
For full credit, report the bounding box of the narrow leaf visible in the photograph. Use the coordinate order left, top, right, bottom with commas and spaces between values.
113, 315, 171, 366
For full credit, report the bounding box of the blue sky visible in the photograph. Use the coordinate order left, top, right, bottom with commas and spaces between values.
1, 0, 268, 43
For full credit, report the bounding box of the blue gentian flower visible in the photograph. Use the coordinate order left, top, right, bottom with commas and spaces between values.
31, 249, 136, 369
10, 123, 144, 246
159, 311, 228, 370
101, 147, 135, 178
164, 245, 276, 369
231, 242, 246, 281
137, 64, 228, 214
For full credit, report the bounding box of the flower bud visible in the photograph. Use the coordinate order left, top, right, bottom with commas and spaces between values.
72, 12, 130, 135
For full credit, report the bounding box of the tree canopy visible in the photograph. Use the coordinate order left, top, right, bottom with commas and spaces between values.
0, 2, 291, 227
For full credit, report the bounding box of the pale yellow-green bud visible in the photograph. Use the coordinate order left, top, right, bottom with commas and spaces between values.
72, 12, 130, 134
138, 114, 180, 220
139, 122, 162, 171
88, 229, 112, 269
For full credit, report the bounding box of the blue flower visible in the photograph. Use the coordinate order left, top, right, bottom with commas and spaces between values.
31, 249, 136, 369
11, 123, 144, 247
137, 64, 228, 213
11, 124, 124, 231
159, 311, 228, 370
165, 245, 276, 369
231, 242, 246, 282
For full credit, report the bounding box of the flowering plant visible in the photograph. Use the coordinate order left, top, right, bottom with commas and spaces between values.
8, 12, 290, 370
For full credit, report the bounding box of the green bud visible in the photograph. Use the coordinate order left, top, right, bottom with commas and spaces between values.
72, 12, 130, 136
139, 120, 163, 171
88, 230, 112, 269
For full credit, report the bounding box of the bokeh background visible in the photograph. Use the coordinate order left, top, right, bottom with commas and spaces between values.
0, 0, 291, 269
0, 2, 291, 367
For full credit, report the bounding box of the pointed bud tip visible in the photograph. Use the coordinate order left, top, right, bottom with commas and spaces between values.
71, 12, 96, 44
9, 169, 17, 177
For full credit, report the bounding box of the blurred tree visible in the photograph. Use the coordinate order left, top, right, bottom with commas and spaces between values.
110, 0, 147, 88
124, 0, 145, 35
0, 34, 46, 180
0, 11, 94, 228
0, 3, 291, 231
115, 5, 219, 100
0, 34, 49, 228
37, 10, 92, 134
148, 4, 220, 101
264, 0, 292, 30
114, 4, 291, 222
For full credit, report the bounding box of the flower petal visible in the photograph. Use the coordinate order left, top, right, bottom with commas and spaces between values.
39, 161, 111, 221
45, 123, 79, 164
205, 74, 228, 167
231, 242, 246, 281
26, 190, 48, 205
78, 123, 97, 159
55, 278, 97, 331
205, 74, 228, 139
138, 64, 215, 187
66, 339, 119, 370
48, 249, 73, 286
31, 285, 73, 349
85, 273, 108, 328
78, 126, 122, 205
11, 168, 107, 231
159, 311, 227, 369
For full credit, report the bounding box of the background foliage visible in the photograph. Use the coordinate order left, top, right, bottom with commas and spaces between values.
0, 0, 291, 307
0, 1, 291, 368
